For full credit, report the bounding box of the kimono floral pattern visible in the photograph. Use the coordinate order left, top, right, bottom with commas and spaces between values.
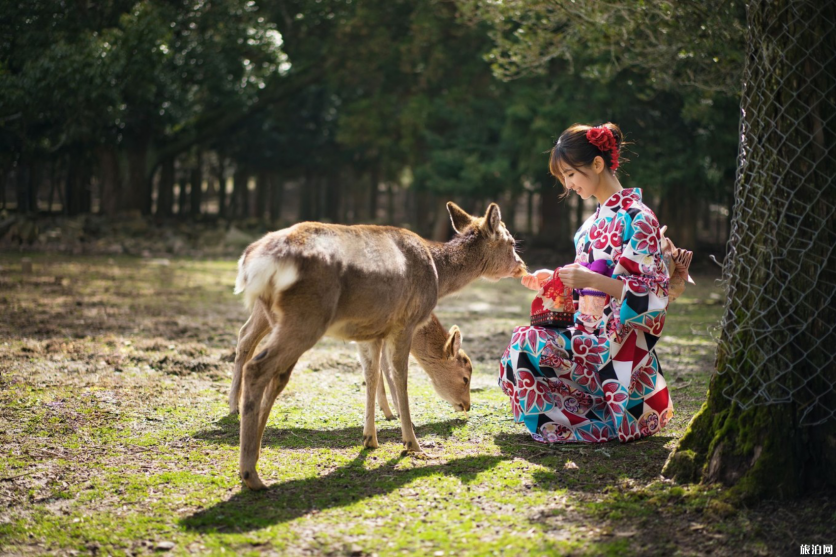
500, 188, 674, 444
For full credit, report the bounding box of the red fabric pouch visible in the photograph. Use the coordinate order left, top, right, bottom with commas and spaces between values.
530, 268, 575, 328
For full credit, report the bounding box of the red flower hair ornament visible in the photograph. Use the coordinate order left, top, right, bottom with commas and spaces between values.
586, 126, 620, 171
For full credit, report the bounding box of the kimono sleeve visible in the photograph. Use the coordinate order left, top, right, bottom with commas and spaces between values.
611, 210, 669, 336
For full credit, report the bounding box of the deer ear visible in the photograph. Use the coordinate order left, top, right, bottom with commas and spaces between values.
447, 202, 473, 234
483, 203, 502, 236
444, 325, 462, 359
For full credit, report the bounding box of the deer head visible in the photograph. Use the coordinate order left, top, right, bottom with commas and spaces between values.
428, 325, 472, 412
447, 202, 527, 282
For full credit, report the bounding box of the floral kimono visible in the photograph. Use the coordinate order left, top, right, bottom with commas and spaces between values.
500, 188, 673, 443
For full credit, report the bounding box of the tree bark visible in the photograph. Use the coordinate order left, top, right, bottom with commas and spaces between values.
216, 159, 227, 219
64, 152, 85, 216
368, 164, 380, 223
324, 171, 341, 223
177, 173, 188, 216
157, 156, 175, 218
431, 195, 451, 242
98, 146, 121, 217
269, 173, 284, 223
663, 0, 836, 500
535, 183, 571, 251
123, 136, 151, 215
299, 167, 315, 222
15, 159, 32, 214
255, 171, 269, 221
190, 149, 203, 218
232, 166, 248, 220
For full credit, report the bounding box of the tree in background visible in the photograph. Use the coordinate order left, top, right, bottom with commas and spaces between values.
2, 0, 738, 258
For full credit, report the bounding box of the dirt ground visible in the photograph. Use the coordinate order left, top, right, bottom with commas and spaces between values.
0, 253, 834, 556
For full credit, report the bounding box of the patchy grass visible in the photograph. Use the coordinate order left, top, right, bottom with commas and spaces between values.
0, 254, 833, 556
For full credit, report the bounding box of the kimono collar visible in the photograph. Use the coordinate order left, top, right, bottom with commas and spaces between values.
599, 188, 642, 212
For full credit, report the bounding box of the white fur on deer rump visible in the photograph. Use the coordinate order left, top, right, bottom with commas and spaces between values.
234, 255, 299, 310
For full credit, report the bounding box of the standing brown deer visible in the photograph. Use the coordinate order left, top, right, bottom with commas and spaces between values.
228, 308, 472, 418
233, 202, 525, 490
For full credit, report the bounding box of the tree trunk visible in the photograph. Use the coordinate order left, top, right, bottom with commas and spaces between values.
526, 189, 535, 235
269, 173, 284, 223
64, 153, 83, 216
535, 183, 571, 251
232, 166, 248, 220
190, 150, 203, 218
123, 137, 151, 215
157, 156, 175, 218
663, 0, 836, 500
216, 159, 227, 219
177, 173, 188, 216
324, 172, 341, 223
431, 195, 451, 242
385, 182, 395, 225
299, 167, 315, 222
0, 164, 6, 210
660, 190, 697, 251
255, 171, 269, 221
368, 164, 380, 223
15, 159, 33, 214
98, 146, 121, 217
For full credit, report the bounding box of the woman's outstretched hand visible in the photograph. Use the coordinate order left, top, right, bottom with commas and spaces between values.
521, 269, 553, 290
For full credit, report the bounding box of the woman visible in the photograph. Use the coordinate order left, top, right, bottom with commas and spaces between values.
500, 122, 690, 443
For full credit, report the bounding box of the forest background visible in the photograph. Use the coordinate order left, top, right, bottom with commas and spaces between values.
1, 0, 743, 257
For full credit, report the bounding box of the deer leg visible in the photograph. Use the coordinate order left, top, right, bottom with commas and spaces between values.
386, 328, 425, 458
381, 350, 400, 413
239, 317, 326, 491
256, 359, 297, 444
376, 344, 397, 420
376, 368, 395, 420
229, 300, 271, 414
357, 340, 384, 448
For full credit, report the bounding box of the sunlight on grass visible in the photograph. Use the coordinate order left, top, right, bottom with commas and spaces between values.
2, 255, 830, 555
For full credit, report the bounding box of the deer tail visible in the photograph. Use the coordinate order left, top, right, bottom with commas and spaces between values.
234, 252, 299, 311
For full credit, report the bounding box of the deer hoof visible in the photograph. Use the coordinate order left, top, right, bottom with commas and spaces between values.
383, 413, 397, 421
241, 470, 266, 491
362, 435, 379, 449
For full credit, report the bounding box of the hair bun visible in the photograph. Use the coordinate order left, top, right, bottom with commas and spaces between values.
603, 122, 623, 148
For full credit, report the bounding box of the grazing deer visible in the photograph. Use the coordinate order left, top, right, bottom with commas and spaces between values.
375, 313, 471, 420
233, 202, 525, 490
228, 309, 472, 418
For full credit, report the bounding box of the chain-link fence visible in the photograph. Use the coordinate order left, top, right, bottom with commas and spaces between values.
716, 0, 836, 426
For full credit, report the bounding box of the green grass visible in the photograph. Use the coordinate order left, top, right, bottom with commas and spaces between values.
1, 254, 833, 555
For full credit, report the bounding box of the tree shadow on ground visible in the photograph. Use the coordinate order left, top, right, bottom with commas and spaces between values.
492, 431, 675, 494
193, 415, 470, 450
182, 426, 675, 533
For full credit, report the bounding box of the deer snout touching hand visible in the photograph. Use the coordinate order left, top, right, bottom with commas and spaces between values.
231, 202, 525, 490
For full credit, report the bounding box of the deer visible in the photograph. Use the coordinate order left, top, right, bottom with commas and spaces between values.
233, 202, 526, 490
228, 307, 473, 419
375, 313, 470, 420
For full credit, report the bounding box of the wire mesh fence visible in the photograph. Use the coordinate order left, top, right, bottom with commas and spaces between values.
716, 0, 836, 426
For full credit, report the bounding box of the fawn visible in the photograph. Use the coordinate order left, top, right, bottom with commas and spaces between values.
375, 313, 470, 420
233, 202, 525, 490
229, 309, 472, 419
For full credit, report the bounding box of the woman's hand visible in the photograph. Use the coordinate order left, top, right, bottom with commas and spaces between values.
521, 268, 553, 290
660, 225, 695, 285
557, 263, 597, 290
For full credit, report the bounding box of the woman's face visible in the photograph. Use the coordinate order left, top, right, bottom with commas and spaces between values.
559, 163, 600, 200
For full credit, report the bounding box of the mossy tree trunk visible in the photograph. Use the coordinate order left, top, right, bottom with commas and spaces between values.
663, 0, 836, 500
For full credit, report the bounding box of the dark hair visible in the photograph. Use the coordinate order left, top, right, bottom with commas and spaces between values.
549, 122, 626, 190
